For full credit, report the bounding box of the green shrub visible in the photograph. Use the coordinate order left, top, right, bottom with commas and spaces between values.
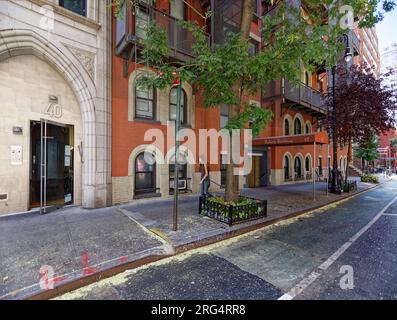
206, 196, 263, 219
208, 196, 258, 207
360, 174, 379, 183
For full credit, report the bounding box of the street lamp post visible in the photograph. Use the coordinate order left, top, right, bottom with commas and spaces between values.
173, 77, 183, 232
330, 34, 352, 194
330, 64, 341, 194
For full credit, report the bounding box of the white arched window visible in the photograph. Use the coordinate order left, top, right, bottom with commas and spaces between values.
305, 121, 312, 134
135, 152, 156, 195
284, 155, 292, 180
294, 118, 302, 135
294, 156, 303, 178
284, 118, 290, 136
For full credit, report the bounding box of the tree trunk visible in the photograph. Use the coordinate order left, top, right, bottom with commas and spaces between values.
361, 158, 364, 173
225, 0, 255, 202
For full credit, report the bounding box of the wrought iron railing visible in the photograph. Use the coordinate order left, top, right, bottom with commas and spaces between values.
199, 196, 267, 226
262, 2, 279, 18
116, 2, 209, 59
263, 78, 325, 112
284, 79, 326, 111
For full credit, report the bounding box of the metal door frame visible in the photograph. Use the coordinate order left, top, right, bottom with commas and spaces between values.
39, 118, 72, 215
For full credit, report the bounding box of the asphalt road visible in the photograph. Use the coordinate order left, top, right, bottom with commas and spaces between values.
58, 180, 397, 300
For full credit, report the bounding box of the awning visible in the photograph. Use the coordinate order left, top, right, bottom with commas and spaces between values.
253, 131, 329, 147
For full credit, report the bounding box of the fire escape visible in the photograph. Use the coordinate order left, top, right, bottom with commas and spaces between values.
115, 0, 210, 77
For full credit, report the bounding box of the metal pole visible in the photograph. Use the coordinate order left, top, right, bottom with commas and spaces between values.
313, 142, 316, 201
44, 119, 47, 214
173, 80, 182, 232
326, 143, 330, 196
40, 120, 43, 213
388, 146, 391, 172
388, 147, 391, 176
331, 65, 340, 194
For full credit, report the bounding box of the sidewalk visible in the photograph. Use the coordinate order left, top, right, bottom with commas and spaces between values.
119, 179, 378, 249
0, 177, 380, 299
0, 206, 171, 300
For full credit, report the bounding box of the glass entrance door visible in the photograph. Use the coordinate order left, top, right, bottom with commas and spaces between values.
30, 119, 74, 213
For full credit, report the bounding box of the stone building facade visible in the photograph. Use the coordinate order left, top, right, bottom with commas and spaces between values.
0, 0, 112, 214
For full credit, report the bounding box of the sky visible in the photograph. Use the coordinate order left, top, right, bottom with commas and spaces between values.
375, 7, 397, 54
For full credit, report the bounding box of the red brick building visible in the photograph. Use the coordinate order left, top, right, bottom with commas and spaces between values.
111, 0, 350, 205
376, 129, 397, 170
353, 23, 380, 76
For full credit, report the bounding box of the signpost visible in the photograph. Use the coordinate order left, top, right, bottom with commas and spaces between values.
173, 77, 182, 232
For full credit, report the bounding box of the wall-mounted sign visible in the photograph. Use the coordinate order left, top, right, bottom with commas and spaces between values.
12, 126, 23, 135
11, 146, 23, 165
44, 103, 63, 118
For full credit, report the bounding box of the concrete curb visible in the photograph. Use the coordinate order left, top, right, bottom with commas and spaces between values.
14, 246, 172, 301
16, 183, 380, 300
173, 184, 381, 254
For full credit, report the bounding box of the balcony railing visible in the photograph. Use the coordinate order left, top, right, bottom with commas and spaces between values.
285, 79, 326, 112
262, 2, 279, 18
115, 2, 209, 61
263, 78, 326, 113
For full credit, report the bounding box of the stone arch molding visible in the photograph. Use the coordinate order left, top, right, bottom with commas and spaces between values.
0, 29, 98, 205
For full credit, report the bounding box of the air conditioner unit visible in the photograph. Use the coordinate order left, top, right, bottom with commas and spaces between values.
170, 179, 187, 190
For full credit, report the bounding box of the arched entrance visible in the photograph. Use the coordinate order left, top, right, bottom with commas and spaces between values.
0, 29, 100, 213
294, 157, 303, 179
284, 154, 292, 181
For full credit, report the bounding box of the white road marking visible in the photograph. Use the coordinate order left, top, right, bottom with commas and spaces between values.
278, 195, 397, 300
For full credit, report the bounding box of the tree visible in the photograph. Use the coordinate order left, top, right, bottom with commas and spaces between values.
323, 63, 397, 182
113, 0, 395, 202
354, 136, 380, 173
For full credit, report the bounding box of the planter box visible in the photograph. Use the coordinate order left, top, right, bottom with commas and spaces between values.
198, 196, 267, 226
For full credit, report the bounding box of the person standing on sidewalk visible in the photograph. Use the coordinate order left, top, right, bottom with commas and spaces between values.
199, 155, 210, 197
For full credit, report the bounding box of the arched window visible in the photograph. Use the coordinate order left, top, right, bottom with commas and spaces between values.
170, 87, 187, 125
295, 157, 302, 178
135, 82, 155, 120
294, 118, 302, 135
284, 156, 290, 180
305, 122, 311, 134
305, 156, 310, 173
319, 157, 323, 176
135, 152, 156, 195
284, 118, 290, 136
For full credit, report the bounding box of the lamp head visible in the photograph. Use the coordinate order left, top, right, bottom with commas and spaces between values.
344, 47, 353, 63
